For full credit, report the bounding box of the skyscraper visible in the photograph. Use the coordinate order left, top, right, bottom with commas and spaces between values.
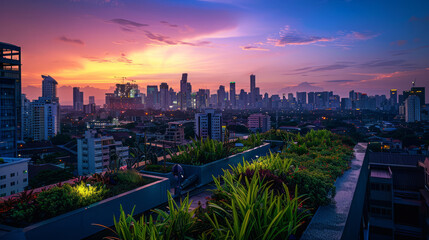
230, 82, 236, 109
0, 42, 21, 157
390, 89, 397, 105
89, 96, 95, 105
146, 85, 159, 109
160, 82, 169, 110
410, 87, 425, 107
73, 87, 84, 111
405, 95, 421, 122
179, 73, 188, 110
217, 85, 226, 109
250, 74, 256, 105
296, 92, 306, 105
42, 75, 58, 102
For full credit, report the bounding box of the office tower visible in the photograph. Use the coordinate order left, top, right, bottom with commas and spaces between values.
288, 93, 294, 101
0, 157, 30, 197
0, 42, 21, 157
179, 73, 188, 110
390, 89, 397, 105
230, 82, 236, 109
30, 99, 60, 141
248, 113, 271, 133
160, 82, 169, 110
196, 89, 208, 110
146, 85, 159, 109
195, 109, 223, 141
21, 94, 31, 139
341, 98, 352, 110
238, 89, 248, 108
73, 87, 84, 111
398, 94, 405, 105
41, 75, 58, 102
186, 82, 192, 109
105, 83, 143, 110
308, 92, 315, 106
77, 130, 129, 176
89, 96, 95, 105
405, 95, 421, 122
296, 92, 306, 105
217, 85, 226, 109
250, 74, 256, 105
410, 87, 425, 106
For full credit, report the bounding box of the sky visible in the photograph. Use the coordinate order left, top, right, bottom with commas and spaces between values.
1, 0, 428, 105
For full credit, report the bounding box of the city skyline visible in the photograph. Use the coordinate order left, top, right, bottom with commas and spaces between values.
1, 0, 428, 104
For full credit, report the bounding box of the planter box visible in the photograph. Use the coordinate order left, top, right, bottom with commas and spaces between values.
167, 142, 271, 187
0, 174, 169, 240
139, 170, 175, 188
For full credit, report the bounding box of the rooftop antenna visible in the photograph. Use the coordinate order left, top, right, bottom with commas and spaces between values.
412, 78, 416, 87
114, 76, 127, 84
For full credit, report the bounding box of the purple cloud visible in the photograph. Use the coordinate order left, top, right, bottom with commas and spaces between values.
240, 45, 269, 51
58, 36, 85, 46
109, 18, 148, 27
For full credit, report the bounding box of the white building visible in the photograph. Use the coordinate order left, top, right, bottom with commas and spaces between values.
0, 157, 30, 197
30, 99, 60, 141
78, 130, 129, 176
248, 113, 271, 133
195, 109, 224, 141
405, 95, 421, 122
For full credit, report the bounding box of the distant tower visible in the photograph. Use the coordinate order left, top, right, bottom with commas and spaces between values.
230, 82, 236, 109
73, 87, 84, 111
42, 75, 58, 102
250, 74, 256, 105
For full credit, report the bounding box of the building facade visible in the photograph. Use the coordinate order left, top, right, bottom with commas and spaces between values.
0, 42, 21, 157
248, 113, 271, 133
405, 95, 421, 122
77, 130, 129, 176
0, 157, 30, 197
195, 109, 223, 141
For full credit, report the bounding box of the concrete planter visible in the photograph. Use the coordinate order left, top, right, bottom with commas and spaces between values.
139, 170, 175, 188
168, 142, 271, 187
0, 174, 169, 240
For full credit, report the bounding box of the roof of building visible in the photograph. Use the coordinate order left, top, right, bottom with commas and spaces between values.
368, 152, 425, 167
0, 42, 20, 49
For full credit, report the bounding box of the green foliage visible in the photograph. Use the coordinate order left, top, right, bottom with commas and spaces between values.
169, 138, 230, 165
29, 169, 74, 189
36, 184, 81, 218
232, 152, 293, 177
144, 164, 172, 173
204, 173, 309, 240
102, 192, 196, 240
117, 170, 145, 185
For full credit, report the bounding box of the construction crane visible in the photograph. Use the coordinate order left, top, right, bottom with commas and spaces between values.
114, 76, 127, 84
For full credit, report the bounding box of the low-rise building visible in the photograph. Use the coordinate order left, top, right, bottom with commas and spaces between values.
164, 122, 185, 146
248, 113, 271, 133
0, 157, 30, 197
77, 130, 129, 176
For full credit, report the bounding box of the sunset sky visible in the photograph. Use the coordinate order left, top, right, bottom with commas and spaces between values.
1, 0, 428, 105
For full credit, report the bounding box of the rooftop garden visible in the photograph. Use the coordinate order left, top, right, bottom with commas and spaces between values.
167, 134, 263, 166
0, 169, 151, 227
102, 129, 355, 239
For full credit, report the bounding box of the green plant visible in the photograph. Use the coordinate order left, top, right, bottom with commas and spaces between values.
169, 138, 230, 165
144, 164, 172, 173
205, 173, 310, 240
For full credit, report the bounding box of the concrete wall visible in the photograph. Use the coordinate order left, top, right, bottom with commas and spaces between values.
0, 174, 169, 240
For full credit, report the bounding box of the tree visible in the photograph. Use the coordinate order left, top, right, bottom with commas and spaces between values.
127, 137, 158, 169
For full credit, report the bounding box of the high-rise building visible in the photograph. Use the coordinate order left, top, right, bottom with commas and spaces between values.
248, 113, 271, 133
217, 85, 226, 109
390, 89, 397, 105
179, 73, 188, 110
196, 89, 208, 110
230, 82, 236, 109
410, 87, 425, 107
41, 75, 58, 102
0, 42, 21, 157
30, 98, 60, 141
405, 95, 421, 122
105, 83, 143, 110
250, 74, 256, 105
308, 92, 315, 106
73, 87, 84, 111
89, 96, 95, 105
159, 82, 169, 110
77, 130, 129, 176
146, 85, 159, 109
21, 94, 31, 140
296, 92, 306, 105
195, 109, 223, 141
